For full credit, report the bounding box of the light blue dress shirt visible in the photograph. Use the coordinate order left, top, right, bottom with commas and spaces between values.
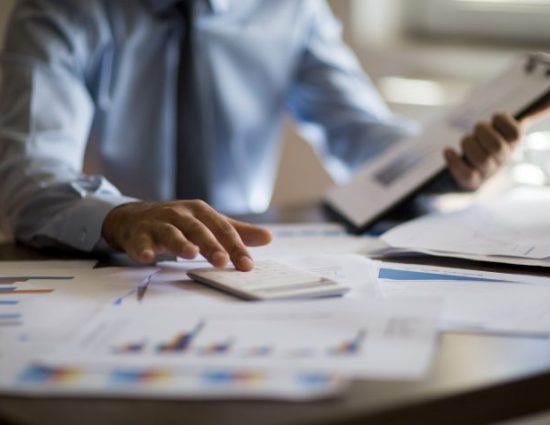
0, 0, 415, 252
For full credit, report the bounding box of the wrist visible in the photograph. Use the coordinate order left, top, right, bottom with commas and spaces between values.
101, 202, 143, 251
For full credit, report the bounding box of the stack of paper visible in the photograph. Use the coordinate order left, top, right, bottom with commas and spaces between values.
3, 298, 439, 399
0, 231, 442, 401
379, 197, 550, 267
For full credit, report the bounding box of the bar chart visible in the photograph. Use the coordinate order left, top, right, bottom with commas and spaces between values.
0, 275, 74, 328
84, 315, 373, 364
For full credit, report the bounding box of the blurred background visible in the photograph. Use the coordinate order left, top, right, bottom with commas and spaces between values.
1, 0, 550, 210
272, 0, 550, 209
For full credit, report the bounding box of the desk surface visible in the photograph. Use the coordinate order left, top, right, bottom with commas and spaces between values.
1, 204, 550, 425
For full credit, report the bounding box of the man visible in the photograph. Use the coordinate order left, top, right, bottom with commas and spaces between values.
0, 0, 541, 271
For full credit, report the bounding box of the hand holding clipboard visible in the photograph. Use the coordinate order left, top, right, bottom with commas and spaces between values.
445, 54, 550, 190
325, 53, 550, 232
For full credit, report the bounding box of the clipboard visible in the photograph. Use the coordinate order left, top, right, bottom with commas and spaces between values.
324, 53, 550, 233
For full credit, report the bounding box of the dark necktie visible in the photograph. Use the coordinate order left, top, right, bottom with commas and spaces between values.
175, 0, 208, 201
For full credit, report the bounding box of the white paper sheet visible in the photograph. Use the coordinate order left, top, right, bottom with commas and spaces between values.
33, 298, 440, 380
381, 197, 550, 262
0, 257, 440, 400
377, 262, 550, 335
0, 262, 350, 400
414, 249, 550, 268
263, 223, 346, 238
0, 266, 158, 344
249, 236, 377, 259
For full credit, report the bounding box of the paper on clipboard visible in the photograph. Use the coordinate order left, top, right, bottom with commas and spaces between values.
324, 53, 550, 230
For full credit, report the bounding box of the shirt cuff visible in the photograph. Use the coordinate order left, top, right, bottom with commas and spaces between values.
53, 195, 139, 253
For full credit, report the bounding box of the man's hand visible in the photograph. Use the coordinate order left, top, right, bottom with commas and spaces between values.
101, 200, 272, 271
444, 113, 522, 190
445, 102, 550, 190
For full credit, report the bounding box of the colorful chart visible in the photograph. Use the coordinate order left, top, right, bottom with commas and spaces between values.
0, 275, 73, 296
200, 370, 263, 384
110, 323, 370, 360
0, 275, 75, 329
110, 368, 169, 384
156, 321, 205, 353
18, 364, 81, 383
200, 339, 233, 355
329, 329, 366, 355
112, 341, 147, 354
0, 288, 54, 295
15, 363, 343, 397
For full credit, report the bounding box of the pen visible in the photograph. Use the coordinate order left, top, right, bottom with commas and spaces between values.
514, 89, 550, 121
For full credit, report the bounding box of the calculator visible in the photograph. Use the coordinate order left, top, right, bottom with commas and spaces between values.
187, 260, 349, 301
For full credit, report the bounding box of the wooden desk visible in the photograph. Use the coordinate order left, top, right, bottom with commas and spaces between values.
1, 204, 550, 425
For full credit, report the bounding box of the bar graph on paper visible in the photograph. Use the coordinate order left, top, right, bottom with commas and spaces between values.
37, 301, 439, 380
14, 362, 346, 400
0, 275, 73, 296
0, 275, 74, 328
93, 319, 370, 363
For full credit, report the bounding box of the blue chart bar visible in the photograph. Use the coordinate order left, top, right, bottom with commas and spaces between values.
378, 268, 510, 283
0, 313, 22, 320
0, 276, 73, 281
0, 287, 16, 292
0, 300, 19, 305
0, 312, 22, 326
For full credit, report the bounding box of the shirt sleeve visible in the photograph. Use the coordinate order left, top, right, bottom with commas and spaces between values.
0, 1, 136, 252
286, 0, 419, 181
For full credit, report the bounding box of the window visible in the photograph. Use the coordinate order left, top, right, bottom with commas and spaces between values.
404, 0, 550, 43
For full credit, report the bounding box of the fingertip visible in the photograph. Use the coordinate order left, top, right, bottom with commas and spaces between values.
260, 228, 273, 244
212, 250, 229, 268
236, 256, 254, 272
139, 249, 155, 263
180, 244, 199, 259
243, 227, 273, 247
227, 218, 273, 246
